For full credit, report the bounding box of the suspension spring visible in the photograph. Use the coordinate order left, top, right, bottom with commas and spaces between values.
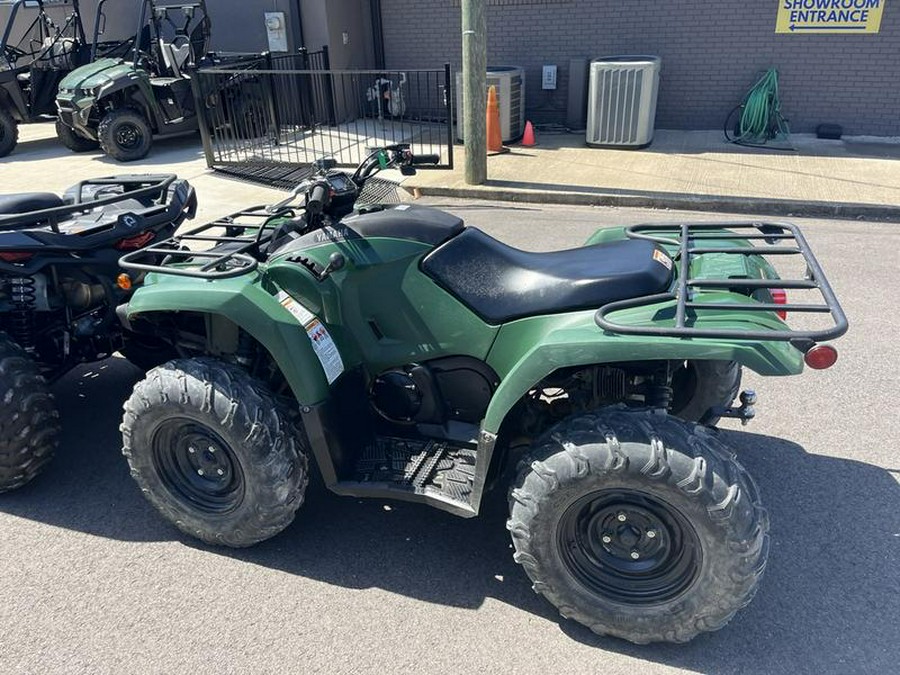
592, 366, 627, 402
645, 383, 673, 410
9, 276, 37, 351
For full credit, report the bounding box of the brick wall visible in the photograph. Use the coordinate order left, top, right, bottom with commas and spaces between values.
379, 0, 900, 136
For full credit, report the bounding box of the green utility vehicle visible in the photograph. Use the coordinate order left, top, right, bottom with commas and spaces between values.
118, 146, 847, 644
0, 0, 93, 156
55, 0, 212, 161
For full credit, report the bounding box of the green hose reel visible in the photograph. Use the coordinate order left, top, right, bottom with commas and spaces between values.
725, 68, 793, 150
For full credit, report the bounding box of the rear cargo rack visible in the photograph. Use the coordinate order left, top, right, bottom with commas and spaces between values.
595, 221, 848, 343
0, 175, 179, 232
119, 205, 285, 279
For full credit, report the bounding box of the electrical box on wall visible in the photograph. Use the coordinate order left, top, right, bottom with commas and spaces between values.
542, 65, 557, 90
265, 12, 288, 53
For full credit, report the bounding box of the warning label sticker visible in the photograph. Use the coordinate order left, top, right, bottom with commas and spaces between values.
275, 291, 345, 384
653, 249, 674, 270
776, 0, 886, 34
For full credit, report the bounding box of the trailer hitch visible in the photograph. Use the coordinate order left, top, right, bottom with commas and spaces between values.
712, 390, 757, 426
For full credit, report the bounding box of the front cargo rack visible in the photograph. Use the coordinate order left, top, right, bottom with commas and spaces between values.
119, 205, 286, 279
595, 221, 848, 343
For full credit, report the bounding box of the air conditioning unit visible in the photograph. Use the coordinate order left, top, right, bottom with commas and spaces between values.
587, 56, 661, 148
456, 66, 525, 143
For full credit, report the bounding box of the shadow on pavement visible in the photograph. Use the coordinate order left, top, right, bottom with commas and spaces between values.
2, 129, 204, 167
1, 358, 897, 673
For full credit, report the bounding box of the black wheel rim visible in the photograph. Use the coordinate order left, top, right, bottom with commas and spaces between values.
151, 418, 244, 514
557, 489, 702, 605
115, 123, 142, 149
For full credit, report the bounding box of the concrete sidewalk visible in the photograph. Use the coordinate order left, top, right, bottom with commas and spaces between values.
5, 123, 899, 221
404, 130, 900, 221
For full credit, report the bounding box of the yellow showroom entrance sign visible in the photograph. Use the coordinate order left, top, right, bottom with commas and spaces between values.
777, 0, 886, 33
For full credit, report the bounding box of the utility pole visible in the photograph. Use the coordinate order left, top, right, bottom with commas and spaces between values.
461, 0, 486, 184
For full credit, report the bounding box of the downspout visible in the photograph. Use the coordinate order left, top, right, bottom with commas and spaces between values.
293, 0, 306, 49
370, 0, 385, 68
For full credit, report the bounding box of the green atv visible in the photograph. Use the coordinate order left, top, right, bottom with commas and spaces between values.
0, 0, 95, 157
118, 146, 847, 644
55, 0, 213, 162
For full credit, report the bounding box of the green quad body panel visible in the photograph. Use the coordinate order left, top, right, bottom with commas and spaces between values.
586, 225, 781, 281
128, 271, 335, 405
128, 234, 500, 407
126, 219, 804, 513
482, 296, 801, 434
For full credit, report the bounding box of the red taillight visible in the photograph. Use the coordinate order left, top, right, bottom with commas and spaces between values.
804, 344, 838, 370
115, 231, 155, 251
0, 251, 33, 263
770, 288, 787, 320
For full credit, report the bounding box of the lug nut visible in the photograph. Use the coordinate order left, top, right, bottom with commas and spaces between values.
217, 469, 225, 476
630, 551, 640, 560
188, 447, 196, 454
208, 447, 216, 454
197, 469, 205, 476
646, 530, 657, 539
617, 513, 627, 522
601, 535, 612, 544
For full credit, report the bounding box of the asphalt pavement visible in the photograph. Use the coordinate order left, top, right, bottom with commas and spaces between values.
1, 199, 897, 675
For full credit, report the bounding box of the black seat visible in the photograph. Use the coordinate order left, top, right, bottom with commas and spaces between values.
422, 228, 674, 323
0, 193, 64, 215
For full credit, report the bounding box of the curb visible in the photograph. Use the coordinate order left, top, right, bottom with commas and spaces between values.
407, 184, 900, 222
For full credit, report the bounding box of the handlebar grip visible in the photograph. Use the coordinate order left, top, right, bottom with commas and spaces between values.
307, 184, 329, 214
410, 154, 441, 166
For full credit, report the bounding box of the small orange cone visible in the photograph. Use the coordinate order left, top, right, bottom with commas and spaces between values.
486, 85, 508, 154
522, 120, 536, 146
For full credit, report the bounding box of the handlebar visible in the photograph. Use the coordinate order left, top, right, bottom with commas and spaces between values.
410, 154, 441, 166
263, 145, 439, 215
306, 183, 329, 215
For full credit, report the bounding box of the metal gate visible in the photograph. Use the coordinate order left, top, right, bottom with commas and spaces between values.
192, 49, 454, 189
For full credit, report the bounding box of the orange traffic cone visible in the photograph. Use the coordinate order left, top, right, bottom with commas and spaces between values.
486, 85, 508, 154
522, 120, 536, 146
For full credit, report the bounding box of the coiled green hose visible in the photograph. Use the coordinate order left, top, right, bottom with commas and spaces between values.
725, 68, 792, 148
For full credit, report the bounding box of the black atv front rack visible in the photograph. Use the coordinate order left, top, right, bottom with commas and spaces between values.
594, 221, 848, 344
119, 205, 283, 279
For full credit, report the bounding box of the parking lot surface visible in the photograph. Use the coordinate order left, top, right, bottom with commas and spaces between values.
0, 140, 897, 674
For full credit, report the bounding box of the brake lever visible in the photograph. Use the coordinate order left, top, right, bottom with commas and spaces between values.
265, 183, 307, 214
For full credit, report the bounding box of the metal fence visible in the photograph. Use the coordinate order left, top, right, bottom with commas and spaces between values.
192, 48, 454, 189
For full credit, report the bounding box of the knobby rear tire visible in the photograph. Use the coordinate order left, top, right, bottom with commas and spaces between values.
508, 406, 768, 643
671, 360, 743, 425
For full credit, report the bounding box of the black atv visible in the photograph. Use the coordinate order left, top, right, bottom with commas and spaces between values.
0, 174, 196, 492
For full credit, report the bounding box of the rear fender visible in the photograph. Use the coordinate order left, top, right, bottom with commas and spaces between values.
126, 275, 331, 405
481, 307, 803, 434
586, 226, 780, 281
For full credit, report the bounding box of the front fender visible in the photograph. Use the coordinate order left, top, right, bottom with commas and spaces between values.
482, 308, 803, 434
127, 275, 331, 406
